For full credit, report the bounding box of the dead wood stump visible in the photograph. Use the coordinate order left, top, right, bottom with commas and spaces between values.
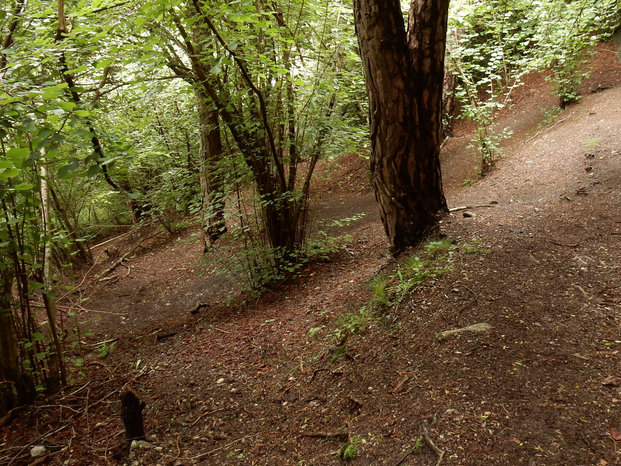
120, 388, 146, 442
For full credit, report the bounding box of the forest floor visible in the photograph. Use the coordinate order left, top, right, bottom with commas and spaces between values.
2, 41, 621, 465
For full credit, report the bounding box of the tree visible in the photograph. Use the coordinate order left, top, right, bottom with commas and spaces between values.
151, 0, 353, 283
353, 0, 449, 254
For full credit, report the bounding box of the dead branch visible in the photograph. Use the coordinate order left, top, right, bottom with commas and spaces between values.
301, 431, 348, 440
94, 231, 163, 281
422, 423, 445, 466
449, 201, 498, 212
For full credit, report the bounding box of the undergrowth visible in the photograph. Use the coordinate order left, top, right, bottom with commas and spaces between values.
328, 239, 489, 362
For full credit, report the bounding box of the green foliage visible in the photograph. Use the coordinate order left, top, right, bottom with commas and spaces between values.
539, 106, 563, 128
460, 240, 491, 255
447, 0, 618, 172
370, 276, 391, 308
337, 436, 363, 461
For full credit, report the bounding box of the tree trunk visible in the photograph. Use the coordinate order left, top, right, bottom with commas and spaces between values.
39, 154, 66, 392
197, 92, 227, 248
49, 184, 92, 264
120, 389, 146, 442
353, 0, 449, 254
0, 267, 35, 416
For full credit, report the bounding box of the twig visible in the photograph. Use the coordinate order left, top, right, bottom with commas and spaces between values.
94, 230, 163, 281
573, 283, 590, 299
393, 445, 417, 466
82, 338, 119, 347
422, 424, 445, 466
58, 261, 98, 301
190, 408, 227, 427
449, 202, 498, 212
523, 117, 568, 144
301, 431, 348, 440
61, 381, 91, 399
181, 434, 259, 460
212, 326, 231, 334
7, 423, 72, 465
175, 434, 181, 460
34, 404, 81, 413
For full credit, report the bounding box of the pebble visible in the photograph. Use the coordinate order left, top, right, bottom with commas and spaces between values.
30, 445, 47, 458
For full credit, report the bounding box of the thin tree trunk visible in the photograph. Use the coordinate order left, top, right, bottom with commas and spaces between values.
0, 263, 34, 416
39, 153, 66, 391
353, 0, 449, 254
49, 184, 92, 264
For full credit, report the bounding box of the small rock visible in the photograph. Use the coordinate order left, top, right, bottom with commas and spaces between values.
463, 211, 475, 218
130, 440, 153, 452
30, 445, 47, 458
437, 323, 492, 341
215, 378, 225, 384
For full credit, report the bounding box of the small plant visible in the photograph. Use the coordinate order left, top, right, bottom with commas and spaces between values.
539, 107, 562, 127
424, 239, 454, 257
334, 307, 374, 342
307, 327, 323, 339
97, 340, 116, 359
460, 240, 491, 255
369, 276, 391, 308
327, 213, 366, 228
337, 436, 363, 461
584, 138, 599, 149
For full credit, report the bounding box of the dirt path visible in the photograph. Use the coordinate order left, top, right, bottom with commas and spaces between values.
1, 47, 620, 465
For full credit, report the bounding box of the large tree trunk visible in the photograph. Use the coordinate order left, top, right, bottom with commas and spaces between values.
197, 93, 227, 248
353, 0, 449, 254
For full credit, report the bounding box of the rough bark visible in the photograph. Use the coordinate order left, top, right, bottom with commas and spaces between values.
120, 389, 146, 442
196, 93, 227, 248
353, 0, 449, 254
0, 267, 35, 416
0, 0, 25, 73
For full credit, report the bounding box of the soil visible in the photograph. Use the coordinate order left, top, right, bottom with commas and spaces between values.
1, 42, 621, 465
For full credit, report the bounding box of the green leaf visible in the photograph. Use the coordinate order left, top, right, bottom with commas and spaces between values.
74, 110, 91, 117
58, 160, 79, 178
58, 101, 76, 110
6, 147, 29, 163
86, 164, 101, 177
13, 182, 34, 191
0, 168, 20, 179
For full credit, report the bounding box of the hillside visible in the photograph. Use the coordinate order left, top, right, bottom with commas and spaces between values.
1, 42, 620, 465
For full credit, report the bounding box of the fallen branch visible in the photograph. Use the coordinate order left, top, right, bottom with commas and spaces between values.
393, 445, 417, 466
422, 424, 445, 466
181, 434, 259, 460
523, 117, 568, 145
449, 201, 498, 212
94, 231, 163, 281
82, 338, 119, 347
